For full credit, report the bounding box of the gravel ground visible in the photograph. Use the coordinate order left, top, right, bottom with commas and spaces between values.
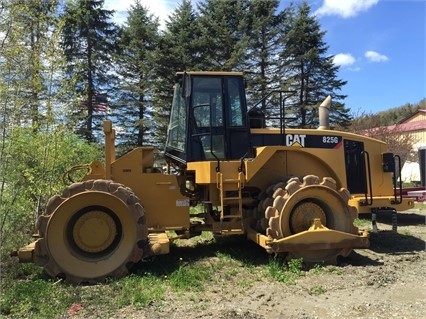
73, 207, 426, 319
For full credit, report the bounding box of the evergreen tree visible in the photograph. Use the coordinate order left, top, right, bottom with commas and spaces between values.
243, 0, 286, 107
196, 0, 250, 70
151, 0, 201, 154
61, 0, 118, 141
114, 1, 160, 149
161, 0, 201, 72
279, 2, 351, 128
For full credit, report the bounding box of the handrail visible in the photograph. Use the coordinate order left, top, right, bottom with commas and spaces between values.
248, 90, 297, 145
248, 90, 296, 113
62, 164, 91, 185
361, 151, 373, 206
392, 155, 403, 204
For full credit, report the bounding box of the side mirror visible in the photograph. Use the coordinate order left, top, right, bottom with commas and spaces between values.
382, 152, 395, 172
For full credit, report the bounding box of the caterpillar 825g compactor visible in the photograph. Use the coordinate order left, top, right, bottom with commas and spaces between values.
14, 71, 414, 283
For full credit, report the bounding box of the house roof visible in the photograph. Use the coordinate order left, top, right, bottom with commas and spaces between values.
362, 116, 426, 136
387, 120, 426, 133
398, 109, 426, 124
360, 109, 426, 138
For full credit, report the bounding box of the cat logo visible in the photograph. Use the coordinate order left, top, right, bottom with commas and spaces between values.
286, 134, 306, 147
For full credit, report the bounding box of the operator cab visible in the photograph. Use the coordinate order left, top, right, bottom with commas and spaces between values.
165, 72, 251, 165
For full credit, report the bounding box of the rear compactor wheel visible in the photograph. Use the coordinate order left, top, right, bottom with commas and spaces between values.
265, 175, 358, 263
36, 180, 148, 284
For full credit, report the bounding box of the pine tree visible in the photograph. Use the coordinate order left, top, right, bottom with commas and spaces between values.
151, 0, 200, 154
114, 1, 160, 149
196, 0, 250, 70
243, 0, 286, 107
279, 2, 351, 128
161, 0, 201, 72
61, 0, 118, 141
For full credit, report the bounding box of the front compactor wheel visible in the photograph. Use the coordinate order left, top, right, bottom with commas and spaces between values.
265, 175, 358, 263
36, 180, 148, 284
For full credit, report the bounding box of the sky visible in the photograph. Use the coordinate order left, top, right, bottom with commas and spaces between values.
104, 0, 426, 115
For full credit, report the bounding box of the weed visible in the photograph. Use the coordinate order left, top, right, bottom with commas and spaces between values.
113, 275, 164, 309
310, 264, 343, 275
168, 262, 213, 291
0, 279, 73, 318
266, 257, 304, 284
308, 285, 327, 295
326, 266, 344, 275
311, 263, 325, 274
287, 258, 304, 275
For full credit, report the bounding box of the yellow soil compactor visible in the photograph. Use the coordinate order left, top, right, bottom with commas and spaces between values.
14, 72, 414, 283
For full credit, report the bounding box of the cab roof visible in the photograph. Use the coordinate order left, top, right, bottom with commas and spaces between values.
176, 71, 244, 76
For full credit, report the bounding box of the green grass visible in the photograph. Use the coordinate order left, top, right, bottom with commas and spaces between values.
414, 202, 425, 211
112, 275, 165, 309
1, 235, 342, 318
308, 285, 327, 295
266, 257, 304, 284
167, 262, 213, 291
0, 279, 75, 318
353, 217, 371, 229
1, 256, 322, 318
2, 197, 422, 318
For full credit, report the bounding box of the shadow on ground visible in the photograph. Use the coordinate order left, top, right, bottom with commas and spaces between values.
358, 209, 425, 254
361, 209, 426, 226
132, 230, 409, 276
368, 231, 425, 254
132, 235, 268, 277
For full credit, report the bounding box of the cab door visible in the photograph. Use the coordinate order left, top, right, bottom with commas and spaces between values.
188, 75, 251, 161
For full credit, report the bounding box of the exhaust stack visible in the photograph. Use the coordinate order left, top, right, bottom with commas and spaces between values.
318, 95, 331, 130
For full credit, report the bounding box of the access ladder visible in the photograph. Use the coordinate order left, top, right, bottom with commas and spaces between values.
216, 171, 245, 234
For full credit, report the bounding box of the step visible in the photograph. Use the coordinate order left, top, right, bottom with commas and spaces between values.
220, 229, 245, 235
223, 179, 240, 183
221, 214, 243, 219
222, 196, 241, 201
